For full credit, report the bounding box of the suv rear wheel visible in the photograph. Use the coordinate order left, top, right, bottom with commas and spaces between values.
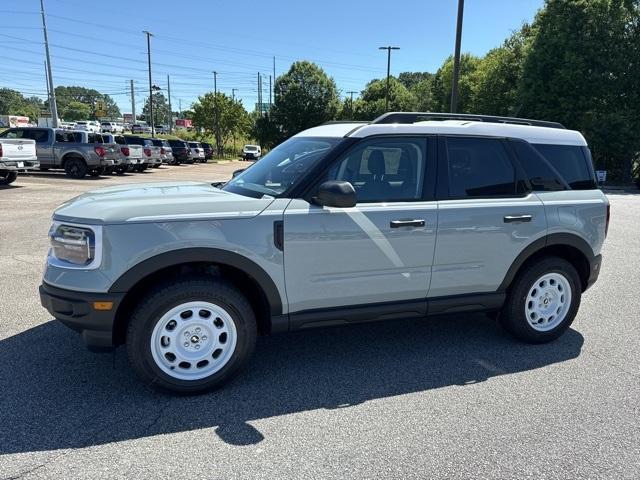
126, 276, 257, 394
500, 256, 581, 343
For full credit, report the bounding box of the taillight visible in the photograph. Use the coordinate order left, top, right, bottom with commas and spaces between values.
144, 148, 151, 157
605, 204, 611, 237
120, 146, 130, 156
160, 147, 166, 154
94, 146, 106, 157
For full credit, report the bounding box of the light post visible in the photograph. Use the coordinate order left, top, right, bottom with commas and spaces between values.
143, 30, 154, 136
379, 46, 400, 112
450, 0, 465, 113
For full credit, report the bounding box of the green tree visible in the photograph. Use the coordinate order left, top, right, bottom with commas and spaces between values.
430, 53, 480, 112
398, 72, 433, 90
272, 61, 340, 137
411, 76, 435, 112
0, 89, 44, 121
471, 26, 531, 116
54, 86, 120, 119
352, 77, 416, 120
142, 92, 170, 127
62, 101, 92, 122
519, 0, 640, 181
191, 92, 250, 154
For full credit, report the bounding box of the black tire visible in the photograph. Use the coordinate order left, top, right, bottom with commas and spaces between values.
64, 157, 88, 179
126, 276, 257, 394
500, 256, 581, 343
0, 171, 18, 185
115, 165, 126, 175
88, 167, 103, 177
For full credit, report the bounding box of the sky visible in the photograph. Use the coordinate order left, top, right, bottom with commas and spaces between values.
1, 0, 545, 116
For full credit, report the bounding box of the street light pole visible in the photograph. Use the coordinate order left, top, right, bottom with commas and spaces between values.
40, 0, 58, 127
167, 74, 172, 134
379, 46, 400, 113
450, 0, 465, 113
143, 30, 154, 137
212, 71, 219, 155
347, 91, 357, 117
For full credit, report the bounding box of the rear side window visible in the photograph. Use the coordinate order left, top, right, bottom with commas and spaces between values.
126, 137, 144, 145
114, 136, 125, 145
532, 144, 596, 190
509, 139, 567, 191
445, 137, 516, 198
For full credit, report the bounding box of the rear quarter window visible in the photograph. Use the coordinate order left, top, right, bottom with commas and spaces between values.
531, 144, 597, 190
509, 139, 567, 191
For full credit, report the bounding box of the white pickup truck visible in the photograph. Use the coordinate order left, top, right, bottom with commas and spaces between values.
0, 138, 39, 185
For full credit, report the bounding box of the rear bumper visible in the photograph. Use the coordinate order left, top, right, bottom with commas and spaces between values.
39, 282, 123, 351
585, 254, 602, 290
0, 158, 39, 171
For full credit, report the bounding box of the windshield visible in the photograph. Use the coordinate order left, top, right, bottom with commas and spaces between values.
222, 136, 342, 198
245, 145, 258, 151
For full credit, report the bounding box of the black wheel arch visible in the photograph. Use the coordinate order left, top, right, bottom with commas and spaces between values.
109, 247, 283, 316
499, 233, 595, 293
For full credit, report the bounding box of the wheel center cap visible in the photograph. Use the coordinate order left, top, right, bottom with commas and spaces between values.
190, 335, 200, 344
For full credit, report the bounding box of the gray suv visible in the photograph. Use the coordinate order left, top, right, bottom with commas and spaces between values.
39, 112, 609, 394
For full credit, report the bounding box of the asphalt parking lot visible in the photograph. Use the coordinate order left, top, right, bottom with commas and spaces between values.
0, 167, 638, 479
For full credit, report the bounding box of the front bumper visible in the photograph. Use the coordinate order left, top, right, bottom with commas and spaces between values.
0, 158, 40, 171
39, 282, 124, 351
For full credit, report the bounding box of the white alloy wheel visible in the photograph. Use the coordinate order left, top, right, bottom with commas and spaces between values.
150, 301, 238, 381
524, 272, 572, 332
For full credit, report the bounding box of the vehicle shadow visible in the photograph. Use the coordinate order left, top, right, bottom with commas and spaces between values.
0, 314, 583, 453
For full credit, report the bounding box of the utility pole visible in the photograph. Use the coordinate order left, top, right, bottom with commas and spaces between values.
178, 99, 182, 116
44, 61, 50, 112
257, 72, 261, 114
166, 74, 172, 134
269, 75, 272, 111
213, 71, 220, 155
130, 79, 136, 123
143, 30, 154, 137
347, 91, 357, 117
40, 0, 58, 127
379, 46, 400, 113
272, 56, 276, 106
231, 88, 238, 101
450, 0, 465, 113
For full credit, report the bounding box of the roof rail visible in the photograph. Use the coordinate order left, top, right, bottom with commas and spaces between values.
371, 112, 566, 129
321, 120, 367, 125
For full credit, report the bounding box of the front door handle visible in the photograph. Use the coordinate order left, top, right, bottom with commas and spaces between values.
390, 219, 426, 228
504, 215, 532, 223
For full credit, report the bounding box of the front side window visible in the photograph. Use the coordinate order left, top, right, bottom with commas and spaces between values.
223, 136, 342, 198
328, 137, 427, 203
445, 137, 516, 198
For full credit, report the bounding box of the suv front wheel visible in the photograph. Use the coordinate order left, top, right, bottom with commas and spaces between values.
126, 276, 257, 394
500, 256, 581, 343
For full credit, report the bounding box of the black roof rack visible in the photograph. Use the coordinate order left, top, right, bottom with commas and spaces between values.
371, 112, 566, 129
321, 120, 367, 125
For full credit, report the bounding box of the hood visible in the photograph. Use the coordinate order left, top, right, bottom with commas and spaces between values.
53, 181, 275, 224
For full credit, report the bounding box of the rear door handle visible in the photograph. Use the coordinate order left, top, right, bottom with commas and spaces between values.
504, 215, 532, 223
390, 219, 425, 228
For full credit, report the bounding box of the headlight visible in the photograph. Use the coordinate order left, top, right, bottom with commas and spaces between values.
48, 222, 103, 269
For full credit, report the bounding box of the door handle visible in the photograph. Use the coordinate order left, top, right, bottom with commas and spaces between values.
503, 215, 532, 223
390, 219, 426, 228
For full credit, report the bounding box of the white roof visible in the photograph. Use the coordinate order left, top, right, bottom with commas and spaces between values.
295, 120, 587, 146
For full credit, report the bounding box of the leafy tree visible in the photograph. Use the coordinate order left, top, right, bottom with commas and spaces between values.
411, 76, 435, 112
398, 72, 433, 90
142, 92, 170, 127
250, 113, 281, 149
272, 61, 339, 137
0, 89, 44, 121
62, 101, 92, 121
430, 54, 480, 112
54, 86, 120, 119
519, 0, 640, 181
471, 26, 531, 116
352, 77, 416, 120
191, 92, 250, 154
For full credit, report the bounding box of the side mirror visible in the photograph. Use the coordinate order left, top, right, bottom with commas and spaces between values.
232, 168, 245, 178
314, 180, 357, 208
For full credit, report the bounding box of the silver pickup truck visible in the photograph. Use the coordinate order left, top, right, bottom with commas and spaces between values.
0, 137, 39, 185
121, 136, 162, 171
104, 134, 144, 174
0, 127, 115, 179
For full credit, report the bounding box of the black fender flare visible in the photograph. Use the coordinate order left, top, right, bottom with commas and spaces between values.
108, 248, 283, 316
498, 233, 595, 292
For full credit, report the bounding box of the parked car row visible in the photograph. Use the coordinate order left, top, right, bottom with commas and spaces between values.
0, 127, 216, 181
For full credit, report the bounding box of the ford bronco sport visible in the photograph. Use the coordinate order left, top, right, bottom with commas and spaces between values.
39, 112, 609, 394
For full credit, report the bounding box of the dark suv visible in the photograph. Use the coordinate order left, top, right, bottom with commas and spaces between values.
167, 139, 190, 164
201, 142, 214, 160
